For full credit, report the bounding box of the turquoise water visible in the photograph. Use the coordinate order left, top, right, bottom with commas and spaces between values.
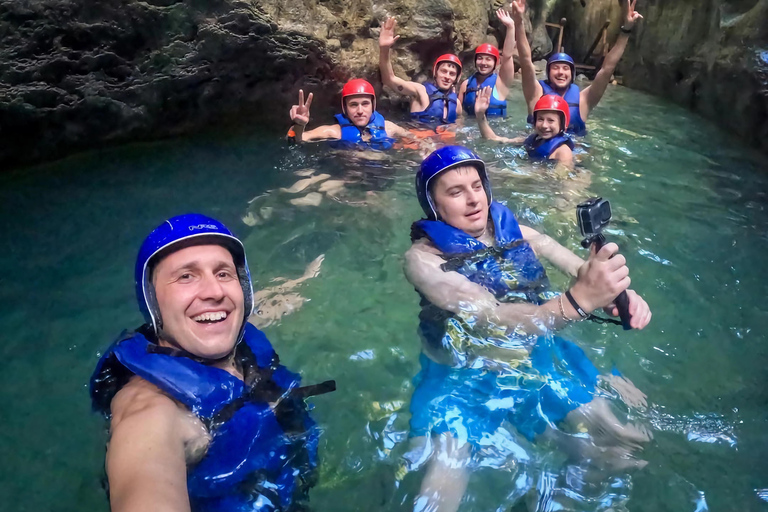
1, 83, 767, 512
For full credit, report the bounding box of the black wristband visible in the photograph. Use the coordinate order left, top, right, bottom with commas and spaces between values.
620, 25, 633, 34
565, 290, 589, 319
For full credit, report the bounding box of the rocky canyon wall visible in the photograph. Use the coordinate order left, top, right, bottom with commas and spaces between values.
0, 0, 765, 169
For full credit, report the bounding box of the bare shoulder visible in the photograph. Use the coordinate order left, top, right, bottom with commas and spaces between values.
110, 376, 203, 449
111, 377, 180, 425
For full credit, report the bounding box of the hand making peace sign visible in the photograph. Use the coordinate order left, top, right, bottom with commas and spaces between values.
289, 89, 313, 126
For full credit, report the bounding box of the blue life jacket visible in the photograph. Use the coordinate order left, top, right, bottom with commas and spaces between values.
524, 133, 574, 160
90, 323, 332, 512
463, 73, 507, 117
411, 82, 458, 125
527, 81, 587, 136
411, 202, 551, 365
328, 111, 395, 151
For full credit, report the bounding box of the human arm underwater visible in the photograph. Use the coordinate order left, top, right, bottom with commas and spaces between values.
106, 379, 200, 512
378, 17, 429, 109
288, 89, 342, 143
384, 119, 413, 138
582, 0, 643, 117
511, 0, 544, 115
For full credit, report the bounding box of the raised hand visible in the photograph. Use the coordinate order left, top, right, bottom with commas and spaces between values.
289, 89, 313, 126
496, 7, 514, 28
621, 0, 643, 30
475, 86, 492, 115
510, 0, 525, 24
379, 17, 400, 48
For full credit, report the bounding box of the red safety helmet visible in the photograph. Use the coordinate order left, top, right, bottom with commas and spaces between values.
341, 78, 376, 114
533, 94, 570, 133
432, 54, 463, 82
475, 43, 500, 64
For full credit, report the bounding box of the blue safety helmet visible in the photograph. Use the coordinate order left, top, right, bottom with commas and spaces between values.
416, 145, 492, 220
135, 214, 254, 344
546, 53, 575, 80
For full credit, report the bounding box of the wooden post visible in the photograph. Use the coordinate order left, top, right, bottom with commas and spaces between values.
601, 19, 609, 56
583, 20, 610, 63
557, 18, 566, 52
545, 18, 567, 53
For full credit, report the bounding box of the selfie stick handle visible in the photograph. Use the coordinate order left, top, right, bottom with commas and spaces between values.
591, 234, 632, 330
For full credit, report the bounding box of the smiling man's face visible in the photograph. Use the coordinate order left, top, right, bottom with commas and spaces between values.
153, 244, 244, 359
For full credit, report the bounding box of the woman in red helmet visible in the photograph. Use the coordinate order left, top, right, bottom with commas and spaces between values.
288, 79, 410, 150
476, 87, 574, 167
458, 8, 519, 117
511, 0, 643, 135
378, 17, 463, 125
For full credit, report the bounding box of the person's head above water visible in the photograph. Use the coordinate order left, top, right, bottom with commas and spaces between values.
136, 214, 254, 360
474, 44, 500, 76
417, 146, 492, 237
341, 78, 376, 128
546, 52, 575, 90
432, 54, 462, 90
533, 94, 570, 139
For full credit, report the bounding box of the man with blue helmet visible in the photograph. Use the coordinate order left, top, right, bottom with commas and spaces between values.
403, 146, 651, 511
512, 0, 643, 136
90, 214, 333, 512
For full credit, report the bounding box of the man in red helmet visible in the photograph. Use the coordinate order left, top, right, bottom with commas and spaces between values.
475, 87, 574, 167
288, 79, 410, 150
512, 0, 643, 135
378, 17, 463, 125
458, 8, 519, 117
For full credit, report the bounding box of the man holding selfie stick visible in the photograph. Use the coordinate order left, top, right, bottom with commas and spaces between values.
402, 146, 652, 512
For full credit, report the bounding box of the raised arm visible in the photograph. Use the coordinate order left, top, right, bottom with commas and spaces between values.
476, 87, 516, 143
289, 90, 342, 143
379, 17, 425, 99
106, 382, 191, 512
582, 0, 643, 115
496, 8, 517, 88
511, 0, 543, 112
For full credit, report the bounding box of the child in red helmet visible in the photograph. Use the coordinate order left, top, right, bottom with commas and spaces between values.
458, 8, 519, 117
379, 17, 463, 125
476, 87, 574, 168
288, 79, 410, 150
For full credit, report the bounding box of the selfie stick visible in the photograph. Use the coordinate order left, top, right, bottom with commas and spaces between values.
581, 233, 632, 330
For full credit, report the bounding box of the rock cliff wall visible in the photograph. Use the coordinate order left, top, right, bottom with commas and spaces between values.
0, 0, 765, 169
551, 0, 768, 154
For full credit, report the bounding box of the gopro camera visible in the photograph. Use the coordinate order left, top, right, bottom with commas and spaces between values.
577, 197, 612, 237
